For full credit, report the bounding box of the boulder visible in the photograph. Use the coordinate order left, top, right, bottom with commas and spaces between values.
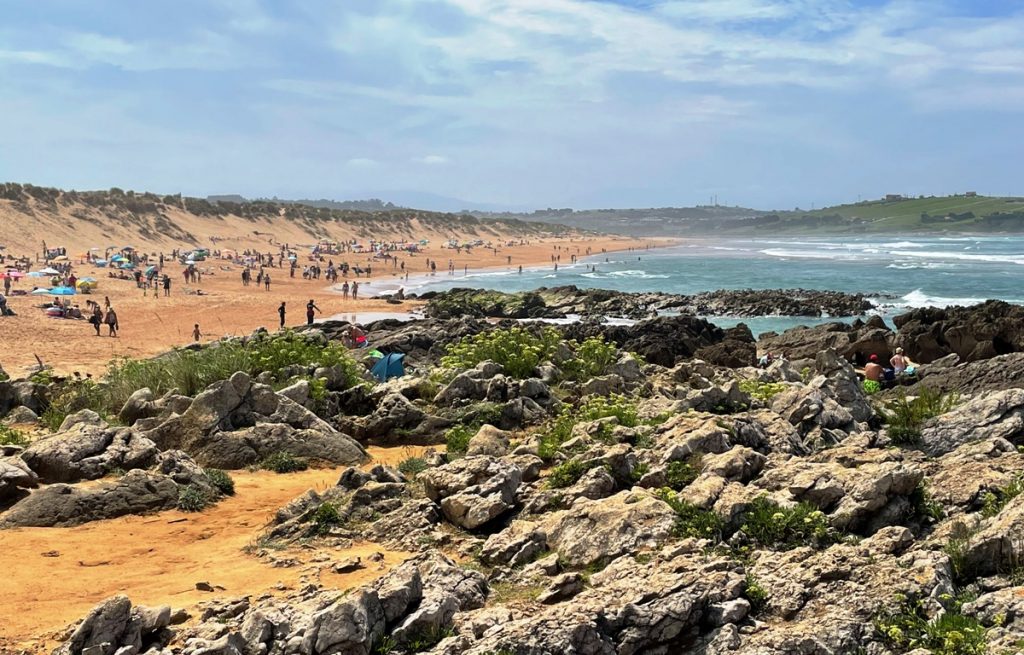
545, 490, 677, 568
419, 456, 522, 530
0, 469, 179, 528
919, 389, 1024, 456
466, 424, 511, 457
20, 419, 159, 483
0, 456, 38, 503
893, 300, 1024, 363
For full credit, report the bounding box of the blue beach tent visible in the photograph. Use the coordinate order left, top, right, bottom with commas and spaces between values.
370, 353, 406, 382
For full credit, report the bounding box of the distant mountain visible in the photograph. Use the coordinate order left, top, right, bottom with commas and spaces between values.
480, 195, 1024, 235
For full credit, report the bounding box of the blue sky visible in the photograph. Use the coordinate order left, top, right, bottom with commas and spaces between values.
1, 0, 1022, 211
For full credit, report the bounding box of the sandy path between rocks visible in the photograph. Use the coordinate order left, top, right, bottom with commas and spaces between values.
0, 445, 439, 652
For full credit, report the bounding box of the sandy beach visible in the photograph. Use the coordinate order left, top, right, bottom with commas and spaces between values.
0, 234, 656, 376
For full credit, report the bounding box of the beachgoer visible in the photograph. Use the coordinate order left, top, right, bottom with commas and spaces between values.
349, 324, 367, 348
89, 305, 102, 335
162, 275, 171, 297
278, 302, 286, 329
351, 281, 359, 300
306, 299, 321, 325
758, 352, 774, 368
264, 274, 271, 291
192, 323, 202, 342
342, 281, 349, 299
104, 307, 119, 337
864, 354, 884, 382
890, 347, 914, 374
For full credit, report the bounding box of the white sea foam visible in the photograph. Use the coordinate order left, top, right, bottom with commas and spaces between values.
607, 270, 670, 279
890, 249, 1024, 265
891, 289, 988, 309
879, 241, 925, 249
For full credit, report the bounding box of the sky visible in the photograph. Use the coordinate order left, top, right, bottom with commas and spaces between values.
1, 0, 1022, 211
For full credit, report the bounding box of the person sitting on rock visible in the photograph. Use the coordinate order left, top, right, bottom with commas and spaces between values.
890, 347, 915, 375
863, 354, 884, 382
757, 352, 774, 368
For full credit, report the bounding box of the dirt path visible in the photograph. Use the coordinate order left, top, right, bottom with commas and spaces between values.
0, 445, 439, 652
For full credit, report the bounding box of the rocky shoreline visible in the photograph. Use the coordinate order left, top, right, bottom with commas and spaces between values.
418, 286, 876, 320
1, 290, 1023, 655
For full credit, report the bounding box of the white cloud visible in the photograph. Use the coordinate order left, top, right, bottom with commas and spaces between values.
414, 155, 449, 165
346, 158, 380, 168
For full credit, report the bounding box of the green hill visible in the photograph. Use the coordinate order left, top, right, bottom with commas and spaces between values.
754, 194, 1024, 233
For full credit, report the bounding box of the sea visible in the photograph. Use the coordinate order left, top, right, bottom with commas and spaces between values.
368, 235, 1024, 336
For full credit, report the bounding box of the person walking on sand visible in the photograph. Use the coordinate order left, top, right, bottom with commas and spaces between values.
104, 307, 119, 337
278, 301, 287, 329
306, 299, 321, 325
162, 274, 171, 297
192, 323, 202, 342
342, 280, 349, 299
351, 281, 359, 300
89, 304, 102, 336
264, 273, 271, 291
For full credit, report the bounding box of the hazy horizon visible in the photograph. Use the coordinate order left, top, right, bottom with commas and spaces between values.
2, 1, 1022, 210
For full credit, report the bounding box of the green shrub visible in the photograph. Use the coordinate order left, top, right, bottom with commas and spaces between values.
311, 501, 342, 535
398, 456, 429, 477
177, 484, 210, 512
41, 379, 111, 431
944, 521, 974, 583
980, 472, 1023, 518
738, 379, 788, 403
656, 488, 723, 540
563, 337, 619, 380
875, 594, 987, 655
99, 332, 363, 416
878, 387, 958, 446
547, 459, 601, 489
909, 481, 945, 523
739, 496, 836, 550
441, 326, 562, 378
539, 393, 639, 460
0, 424, 29, 446
260, 451, 309, 474
665, 456, 702, 491
445, 425, 475, 456
404, 625, 454, 653
205, 468, 235, 496
744, 573, 769, 614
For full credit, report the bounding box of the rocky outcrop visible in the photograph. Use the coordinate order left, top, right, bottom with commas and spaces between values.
53, 595, 173, 655
139, 371, 366, 469
421, 287, 875, 322
757, 315, 893, 364
893, 299, 1024, 363
0, 456, 37, 505
564, 315, 752, 367
919, 388, 1024, 456
905, 352, 1024, 396
20, 411, 159, 483
420, 456, 522, 530
0, 469, 180, 528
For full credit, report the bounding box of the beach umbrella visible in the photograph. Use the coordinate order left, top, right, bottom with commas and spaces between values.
52, 255, 69, 262
145, 265, 157, 274
39, 267, 60, 275
110, 254, 125, 262
93, 259, 108, 266
120, 262, 135, 269
32, 286, 76, 296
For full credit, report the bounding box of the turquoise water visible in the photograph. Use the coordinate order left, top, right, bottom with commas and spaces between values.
398, 235, 1024, 335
